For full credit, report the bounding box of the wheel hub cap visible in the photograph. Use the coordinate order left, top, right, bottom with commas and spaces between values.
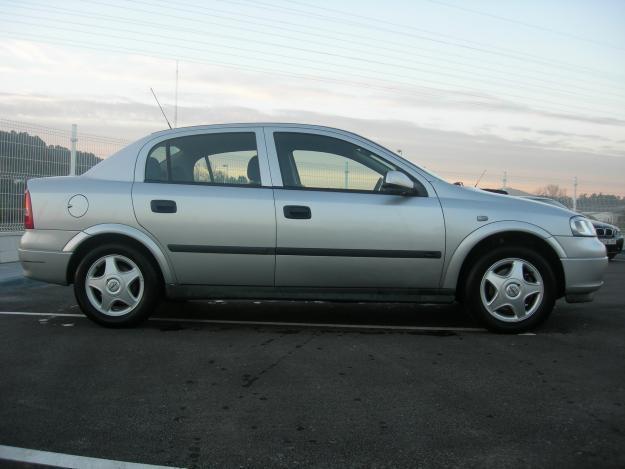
85, 254, 144, 317
479, 258, 544, 323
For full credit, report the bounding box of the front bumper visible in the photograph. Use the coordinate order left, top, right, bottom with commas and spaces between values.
560, 257, 608, 302
555, 236, 608, 303
19, 248, 72, 285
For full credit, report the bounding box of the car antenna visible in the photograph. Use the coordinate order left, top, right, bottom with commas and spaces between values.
474, 169, 487, 187
150, 87, 172, 130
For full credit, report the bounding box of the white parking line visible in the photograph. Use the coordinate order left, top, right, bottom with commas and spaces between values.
0, 311, 486, 332
0, 444, 183, 469
0, 311, 83, 318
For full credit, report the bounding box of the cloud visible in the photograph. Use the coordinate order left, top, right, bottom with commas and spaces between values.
371, 85, 625, 127
534, 129, 608, 141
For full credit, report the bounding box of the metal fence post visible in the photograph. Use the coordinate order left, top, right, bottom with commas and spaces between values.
70, 124, 77, 176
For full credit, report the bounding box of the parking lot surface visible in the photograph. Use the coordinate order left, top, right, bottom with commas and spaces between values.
1, 256, 624, 468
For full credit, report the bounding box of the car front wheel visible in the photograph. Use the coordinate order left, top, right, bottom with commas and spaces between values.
465, 246, 556, 333
74, 243, 160, 327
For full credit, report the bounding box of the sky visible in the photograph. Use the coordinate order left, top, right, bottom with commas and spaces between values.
0, 0, 624, 195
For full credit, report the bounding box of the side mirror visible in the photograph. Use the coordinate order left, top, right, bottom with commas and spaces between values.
383, 171, 414, 193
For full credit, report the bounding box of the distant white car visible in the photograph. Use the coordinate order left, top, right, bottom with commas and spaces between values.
19, 124, 608, 331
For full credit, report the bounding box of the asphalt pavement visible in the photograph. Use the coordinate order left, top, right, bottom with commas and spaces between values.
0, 256, 624, 468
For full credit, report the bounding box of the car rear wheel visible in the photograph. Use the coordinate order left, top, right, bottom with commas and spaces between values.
74, 243, 160, 327
464, 246, 556, 333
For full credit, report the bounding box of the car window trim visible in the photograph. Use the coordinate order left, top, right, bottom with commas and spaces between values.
165, 141, 172, 182
273, 185, 425, 197
143, 179, 266, 189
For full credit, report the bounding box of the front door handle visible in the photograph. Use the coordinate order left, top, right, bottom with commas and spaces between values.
283, 205, 311, 219
151, 200, 177, 213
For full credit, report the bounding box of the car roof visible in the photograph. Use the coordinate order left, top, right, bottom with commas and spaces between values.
149, 123, 358, 138
86, 122, 423, 183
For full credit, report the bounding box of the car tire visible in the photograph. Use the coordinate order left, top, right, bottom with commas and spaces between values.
74, 243, 161, 327
464, 246, 556, 333
608, 253, 616, 261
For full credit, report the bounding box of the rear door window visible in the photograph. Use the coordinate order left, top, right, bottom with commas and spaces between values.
145, 132, 260, 186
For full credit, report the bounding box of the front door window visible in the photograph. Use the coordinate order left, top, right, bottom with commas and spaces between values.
274, 132, 400, 193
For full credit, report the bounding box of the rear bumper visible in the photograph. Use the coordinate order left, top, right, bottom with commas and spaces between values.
18, 248, 71, 285
18, 229, 79, 285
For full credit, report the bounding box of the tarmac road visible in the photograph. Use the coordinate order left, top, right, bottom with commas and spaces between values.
0, 255, 624, 468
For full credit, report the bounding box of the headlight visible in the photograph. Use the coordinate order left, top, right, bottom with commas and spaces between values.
570, 216, 596, 237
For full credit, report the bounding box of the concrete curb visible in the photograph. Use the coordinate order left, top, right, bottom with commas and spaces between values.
0, 232, 21, 263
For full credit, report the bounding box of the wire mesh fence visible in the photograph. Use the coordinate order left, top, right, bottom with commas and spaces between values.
0, 119, 129, 231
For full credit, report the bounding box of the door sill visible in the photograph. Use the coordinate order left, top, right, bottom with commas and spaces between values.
166, 285, 455, 304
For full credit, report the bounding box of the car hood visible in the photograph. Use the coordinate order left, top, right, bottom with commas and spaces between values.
429, 181, 580, 237
463, 186, 576, 215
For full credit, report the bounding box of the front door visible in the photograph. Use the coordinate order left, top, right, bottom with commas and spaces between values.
132, 128, 276, 286
265, 128, 445, 289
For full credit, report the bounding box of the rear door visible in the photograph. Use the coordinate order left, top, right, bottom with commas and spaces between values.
265, 127, 446, 289
132, 127, 276, 286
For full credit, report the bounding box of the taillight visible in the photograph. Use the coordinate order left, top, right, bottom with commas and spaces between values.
24, 189, 34, 229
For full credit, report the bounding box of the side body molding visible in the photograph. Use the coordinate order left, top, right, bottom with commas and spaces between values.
441, 220, 567, 290
63, 223, 176, 284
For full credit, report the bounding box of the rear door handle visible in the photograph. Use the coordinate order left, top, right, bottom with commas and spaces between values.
283, 205, 311, 219
151, 200, 177, 213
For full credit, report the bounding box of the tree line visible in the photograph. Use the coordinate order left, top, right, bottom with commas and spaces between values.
0, 129, 102, 177
535, 184, 625, 212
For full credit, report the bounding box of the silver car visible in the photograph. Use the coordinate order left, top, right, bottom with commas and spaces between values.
19, 124, 608, 332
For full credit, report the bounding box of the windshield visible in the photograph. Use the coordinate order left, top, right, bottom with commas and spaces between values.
394, 156, 445, 181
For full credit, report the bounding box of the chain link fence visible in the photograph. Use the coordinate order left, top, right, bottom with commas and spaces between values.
0, 119, 129, 232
